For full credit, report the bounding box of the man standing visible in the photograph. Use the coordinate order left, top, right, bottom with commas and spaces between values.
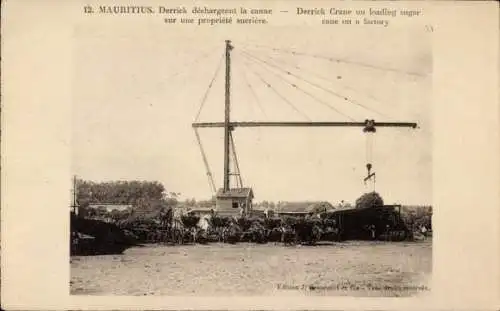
421, 225, 428, 238
239, 203, 244, 217
369, 224, 376, 240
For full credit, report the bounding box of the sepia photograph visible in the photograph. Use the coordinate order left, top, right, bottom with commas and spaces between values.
69, 19, 433, 297
4, 0, 500, 310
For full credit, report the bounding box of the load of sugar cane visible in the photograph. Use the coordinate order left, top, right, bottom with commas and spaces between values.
210, 215, 231, 228
355, 191, 384, 209
181, 214, 200, 229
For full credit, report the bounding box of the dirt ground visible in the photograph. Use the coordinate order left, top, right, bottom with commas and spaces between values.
70, 240, 432, 297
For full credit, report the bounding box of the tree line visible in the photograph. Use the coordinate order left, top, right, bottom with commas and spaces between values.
74, 179, 432, 232
76, 179, 178, 208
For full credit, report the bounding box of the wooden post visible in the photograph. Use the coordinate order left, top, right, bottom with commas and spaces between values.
223, 40, 232, 192
72, 175, 77, 215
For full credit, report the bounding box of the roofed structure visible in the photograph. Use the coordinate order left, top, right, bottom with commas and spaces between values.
323, 204, 408, 240
216, 187, 254, 199
275, 201, 334, 216
215, 187, 254, 217
187, 207, 215, 216
88, 203, 133, 212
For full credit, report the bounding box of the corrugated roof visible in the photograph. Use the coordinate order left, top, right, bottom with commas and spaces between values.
326, 205, 397, 215
277, 202, 311, 213
88, 203, 132, 211
276, 211, 313, 215
277, 201, 332, 213
216, 187, 254, 198
188, 208, 214, 213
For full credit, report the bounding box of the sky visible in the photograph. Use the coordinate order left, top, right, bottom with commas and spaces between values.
72, 15, 432, 205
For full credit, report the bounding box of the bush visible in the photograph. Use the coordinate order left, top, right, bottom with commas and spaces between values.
401, 206, 433, 231
355, 191, 384, 209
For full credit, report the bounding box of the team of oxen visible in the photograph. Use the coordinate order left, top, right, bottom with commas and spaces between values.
118, 214, 341, 246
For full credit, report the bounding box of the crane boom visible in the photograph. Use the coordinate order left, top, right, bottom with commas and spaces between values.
192, 121, 417, 129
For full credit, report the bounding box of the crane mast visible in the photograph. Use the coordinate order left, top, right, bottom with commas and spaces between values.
223, 40, 233, 192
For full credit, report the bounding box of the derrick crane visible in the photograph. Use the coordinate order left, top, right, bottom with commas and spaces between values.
192, 40, 419, 194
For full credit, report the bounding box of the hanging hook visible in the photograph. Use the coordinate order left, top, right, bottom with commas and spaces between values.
364, 172, 376, 183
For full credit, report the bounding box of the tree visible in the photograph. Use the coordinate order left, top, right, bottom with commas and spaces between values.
76, 179, 170, 207
310, 201, 334, 214
198, 197, 216, 208
165, 197, 178, 207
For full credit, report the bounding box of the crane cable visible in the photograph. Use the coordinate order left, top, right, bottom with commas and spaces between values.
240, 50, 355, 121
240, 42, 427, 78
242, 61, 311, 121
192, 53, 224, 195
365, 133, 376, 188
363, 120, 376, 190
194, 128, 217, 195
230, 132, 243, 188
243, 48, 394, 120
194, 53, 225, 122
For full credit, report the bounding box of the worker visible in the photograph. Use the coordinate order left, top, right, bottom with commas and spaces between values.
421, 225, 427, 237
369, 224, 376, 240
72, 231, 79, 246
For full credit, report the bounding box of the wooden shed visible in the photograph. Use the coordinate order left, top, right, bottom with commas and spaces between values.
215, 187, 254, 217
